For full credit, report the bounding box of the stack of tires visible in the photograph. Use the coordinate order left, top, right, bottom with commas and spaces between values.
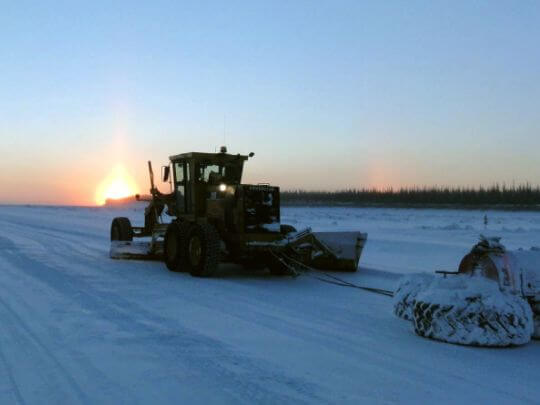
393, 274, 535, 347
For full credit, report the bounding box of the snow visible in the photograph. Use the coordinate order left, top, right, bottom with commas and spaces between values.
0, 204, 539, 403
418, 274, 513, 306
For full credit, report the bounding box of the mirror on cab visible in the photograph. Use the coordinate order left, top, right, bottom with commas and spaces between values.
162, 165, 170, 182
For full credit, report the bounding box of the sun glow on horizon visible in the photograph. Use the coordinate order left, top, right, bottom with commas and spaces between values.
95, 165, 139, 205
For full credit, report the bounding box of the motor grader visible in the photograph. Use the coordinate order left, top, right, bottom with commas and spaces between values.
109, 147, 367, 277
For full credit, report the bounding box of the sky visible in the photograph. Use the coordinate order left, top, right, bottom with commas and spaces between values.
1, 1, 539, 205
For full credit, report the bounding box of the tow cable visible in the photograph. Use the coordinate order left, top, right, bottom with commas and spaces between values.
270, 250, 394, 298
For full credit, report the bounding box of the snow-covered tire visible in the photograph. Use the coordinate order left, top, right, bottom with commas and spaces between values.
413, 276, 533, 347
393, 274, 434, 321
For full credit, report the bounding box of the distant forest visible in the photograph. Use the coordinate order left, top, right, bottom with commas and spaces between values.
280, 185, 540, 209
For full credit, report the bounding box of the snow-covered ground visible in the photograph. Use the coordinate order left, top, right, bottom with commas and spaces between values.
0, 204, 538, 404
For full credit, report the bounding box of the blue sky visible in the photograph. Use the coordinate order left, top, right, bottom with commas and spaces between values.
1, 1, 539, 204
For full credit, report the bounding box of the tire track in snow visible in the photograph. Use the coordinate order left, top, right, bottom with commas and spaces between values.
2, 214, 388, 340
1, 217, 383, 363
0, 338, 26, 405
1, 217, 416, 403
6, 214, 500, 402
0, 235, 138, 405
0, 290, 88, 404
0, 233, 322, 404
1, 215, 392, 357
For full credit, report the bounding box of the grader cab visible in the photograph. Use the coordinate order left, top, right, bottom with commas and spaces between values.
110, 147, 367, 277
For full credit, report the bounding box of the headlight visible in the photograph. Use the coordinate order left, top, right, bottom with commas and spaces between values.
219, 184, 227, 192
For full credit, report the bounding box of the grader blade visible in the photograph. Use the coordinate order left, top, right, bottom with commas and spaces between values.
280, 228, 367, 272
311, 231, 367, 271
109, 241, 162, 260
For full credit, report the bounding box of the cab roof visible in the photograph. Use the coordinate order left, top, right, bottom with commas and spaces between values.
169, 152, 249, 163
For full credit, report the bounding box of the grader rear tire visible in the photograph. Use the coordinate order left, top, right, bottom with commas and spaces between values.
186, 223, 220, 277
164, 223, 182, 272
164, 221, 191, 272
110, 217, 133, 241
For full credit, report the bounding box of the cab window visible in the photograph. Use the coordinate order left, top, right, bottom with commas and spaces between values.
198, 164, 223, 184
174, 162, 185, 211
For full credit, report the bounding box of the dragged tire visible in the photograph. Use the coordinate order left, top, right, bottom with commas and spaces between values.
393, 274, 434, 321
186, 223, 221, 277
413, 276, 533, 347
110, 217, 133, 241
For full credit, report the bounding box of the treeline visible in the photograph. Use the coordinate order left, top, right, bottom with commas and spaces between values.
281, 184, 540, 208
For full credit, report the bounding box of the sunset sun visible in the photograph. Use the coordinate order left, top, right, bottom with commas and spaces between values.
95, 165, 139, 205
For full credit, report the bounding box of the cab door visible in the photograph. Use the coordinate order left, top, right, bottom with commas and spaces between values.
173, 161, 186, 214
173, 160, 192, 215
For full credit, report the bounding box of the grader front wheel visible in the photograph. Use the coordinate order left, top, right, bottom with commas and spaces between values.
186, 223, 220, 277
110, 217, 133, 241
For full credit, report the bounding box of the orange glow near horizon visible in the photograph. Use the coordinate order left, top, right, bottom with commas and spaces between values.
95, 165, 139, 205
364, 161, 399, 191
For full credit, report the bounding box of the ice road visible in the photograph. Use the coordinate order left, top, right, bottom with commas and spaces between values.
0, 205, 538, 404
